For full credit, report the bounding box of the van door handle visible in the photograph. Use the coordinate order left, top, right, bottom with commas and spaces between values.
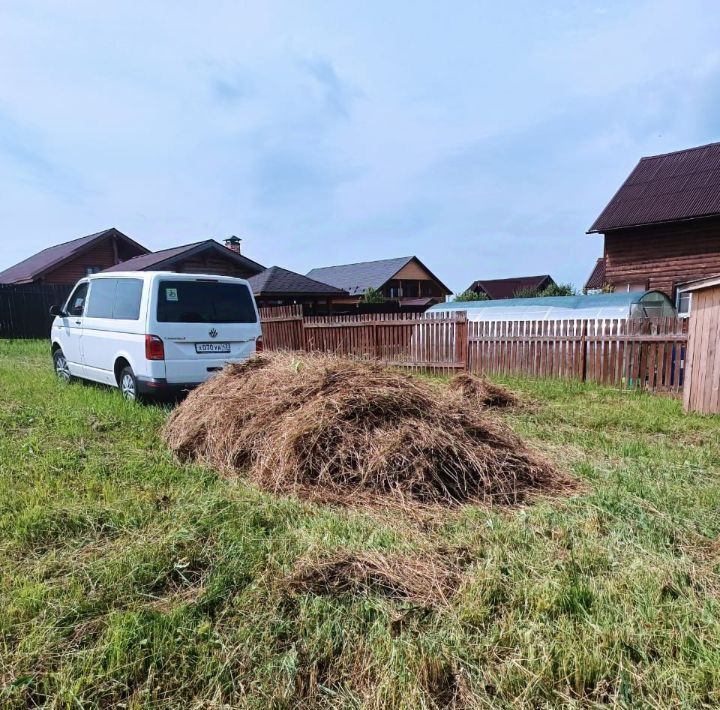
74, 320, 82, 325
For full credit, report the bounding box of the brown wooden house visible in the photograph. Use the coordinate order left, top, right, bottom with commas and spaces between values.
0, 228, 149, 285
466, 274, 555, 299
306, 256, 451, 308
587, 141, 720, 301
104, 238, 264, 279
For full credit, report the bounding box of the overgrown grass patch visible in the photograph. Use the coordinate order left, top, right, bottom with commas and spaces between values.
0, 340, 719, 707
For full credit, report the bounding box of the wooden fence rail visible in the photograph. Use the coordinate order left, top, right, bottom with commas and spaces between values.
260, 307, 688, 393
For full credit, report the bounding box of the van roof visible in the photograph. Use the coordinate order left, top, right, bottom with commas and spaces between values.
86, 271, 251, 283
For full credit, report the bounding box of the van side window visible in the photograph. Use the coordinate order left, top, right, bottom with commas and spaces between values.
86, 279, 116, 318
66, 282, 89, 316
114, 279, 143, 319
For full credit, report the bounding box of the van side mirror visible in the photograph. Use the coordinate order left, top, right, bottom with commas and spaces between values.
49, 304, 67, 317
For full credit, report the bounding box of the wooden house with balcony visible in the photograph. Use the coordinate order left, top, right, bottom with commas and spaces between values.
306, 256, 451, 310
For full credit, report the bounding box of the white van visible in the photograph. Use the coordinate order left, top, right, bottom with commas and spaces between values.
49, 271, 262, 400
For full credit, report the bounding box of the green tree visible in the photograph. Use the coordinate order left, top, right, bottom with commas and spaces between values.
360, 287, 386, 304
453, 289, 489, 302
514, 282, 576, 298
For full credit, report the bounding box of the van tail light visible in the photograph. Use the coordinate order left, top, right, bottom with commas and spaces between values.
255, 335, 264, 353
145, 335, 165, 360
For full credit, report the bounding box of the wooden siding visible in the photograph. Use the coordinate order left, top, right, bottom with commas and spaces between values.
683, 285, 720, 413
42, 238, 120, 285
393, 261, 435, 280
604, 217, 720, 296
174, 255, 259, 279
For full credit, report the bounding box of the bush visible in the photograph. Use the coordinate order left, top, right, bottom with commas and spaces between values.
453, 290, 488, 302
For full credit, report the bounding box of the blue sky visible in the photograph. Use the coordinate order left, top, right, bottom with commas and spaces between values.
1, 0, 719, 292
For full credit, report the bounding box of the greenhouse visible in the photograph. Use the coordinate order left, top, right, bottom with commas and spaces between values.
429, 290, 676, 321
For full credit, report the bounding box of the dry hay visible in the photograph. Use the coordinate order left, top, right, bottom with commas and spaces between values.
162, 352, 571, 507
448, 372, 520, 409
285, 551, 459, 606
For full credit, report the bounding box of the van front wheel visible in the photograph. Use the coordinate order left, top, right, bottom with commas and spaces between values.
119, 366, 139, 402
53, 349, 73, 383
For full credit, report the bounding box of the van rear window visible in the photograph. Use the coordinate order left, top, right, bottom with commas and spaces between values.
156, 280, 257, 323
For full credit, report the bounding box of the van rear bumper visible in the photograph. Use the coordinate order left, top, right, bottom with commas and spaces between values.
136, 376, 202, 396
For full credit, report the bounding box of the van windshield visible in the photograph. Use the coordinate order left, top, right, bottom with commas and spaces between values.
156, 280, 257, 323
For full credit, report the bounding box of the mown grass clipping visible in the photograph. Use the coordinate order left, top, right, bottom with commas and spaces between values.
163, 352, 571, 506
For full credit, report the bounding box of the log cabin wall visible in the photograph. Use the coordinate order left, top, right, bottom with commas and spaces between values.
172, 255, 260, 279
41, 236, 126, 285
603, 217, 720, 297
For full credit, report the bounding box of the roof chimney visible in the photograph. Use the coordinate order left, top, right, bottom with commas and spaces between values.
224, 235, 242, 254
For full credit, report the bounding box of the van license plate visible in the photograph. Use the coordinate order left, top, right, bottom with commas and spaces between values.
195, 343, 231, 353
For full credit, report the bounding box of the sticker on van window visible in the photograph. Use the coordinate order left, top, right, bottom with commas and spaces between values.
165, 288, 178, 302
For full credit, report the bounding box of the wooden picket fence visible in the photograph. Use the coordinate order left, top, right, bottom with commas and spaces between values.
259, 305, 468, 374
260, 306, 689, 393
467, 317, 688, 392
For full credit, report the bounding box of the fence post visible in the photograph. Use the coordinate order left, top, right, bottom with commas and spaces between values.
580, 320, 588, 382
457, 312, 468, 371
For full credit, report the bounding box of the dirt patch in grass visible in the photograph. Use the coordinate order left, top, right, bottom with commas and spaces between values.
284, 551, 460, 606
163, 352, 572, 507
448, 372, 520, 409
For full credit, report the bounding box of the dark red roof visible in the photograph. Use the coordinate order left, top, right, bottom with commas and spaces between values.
0, 228, 148, 284
468, 274, 555, 300
103, 239, 265, 275
589, 141, 720, 232
584, 258, 606, 291
248, 266, 347, 296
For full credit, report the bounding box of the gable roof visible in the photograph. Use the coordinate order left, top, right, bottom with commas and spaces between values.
589, 141, 720, 233
584, 258, 606, 291
469, 274, 554, 300
0, 228, 148, 284
306, 256, 451, 296
248, 266, 347, 296
103, 239, 265, 275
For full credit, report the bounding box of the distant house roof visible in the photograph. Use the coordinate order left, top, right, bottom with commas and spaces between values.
306, 256, 451, 296
248, 266, 347, 297
468, 274, 554, 300
584, 258, 606, 291
588, 141, 720, 233
103, 239, 265, 275
0, 228, 148, 284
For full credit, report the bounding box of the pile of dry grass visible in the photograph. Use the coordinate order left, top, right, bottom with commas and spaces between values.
448, 372, 520, 409
285, 551, 459, 606
163, 352, 569, 507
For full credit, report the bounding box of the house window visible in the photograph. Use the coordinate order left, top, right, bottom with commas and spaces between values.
85, 266, 102, 275
676, 291, 692, 318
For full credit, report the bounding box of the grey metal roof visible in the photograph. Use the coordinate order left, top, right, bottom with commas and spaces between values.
307, 256, 451, 296
589, 141, 720, 232
0, 228, 148, 284
248, 266, 347, 296
103, 239, 265, 274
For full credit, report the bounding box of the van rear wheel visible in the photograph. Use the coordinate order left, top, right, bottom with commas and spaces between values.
53, 349, 73, 383
119, 366, 139, 401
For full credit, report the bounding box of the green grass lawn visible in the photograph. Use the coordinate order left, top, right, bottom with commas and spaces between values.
1, 340, 719, 708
